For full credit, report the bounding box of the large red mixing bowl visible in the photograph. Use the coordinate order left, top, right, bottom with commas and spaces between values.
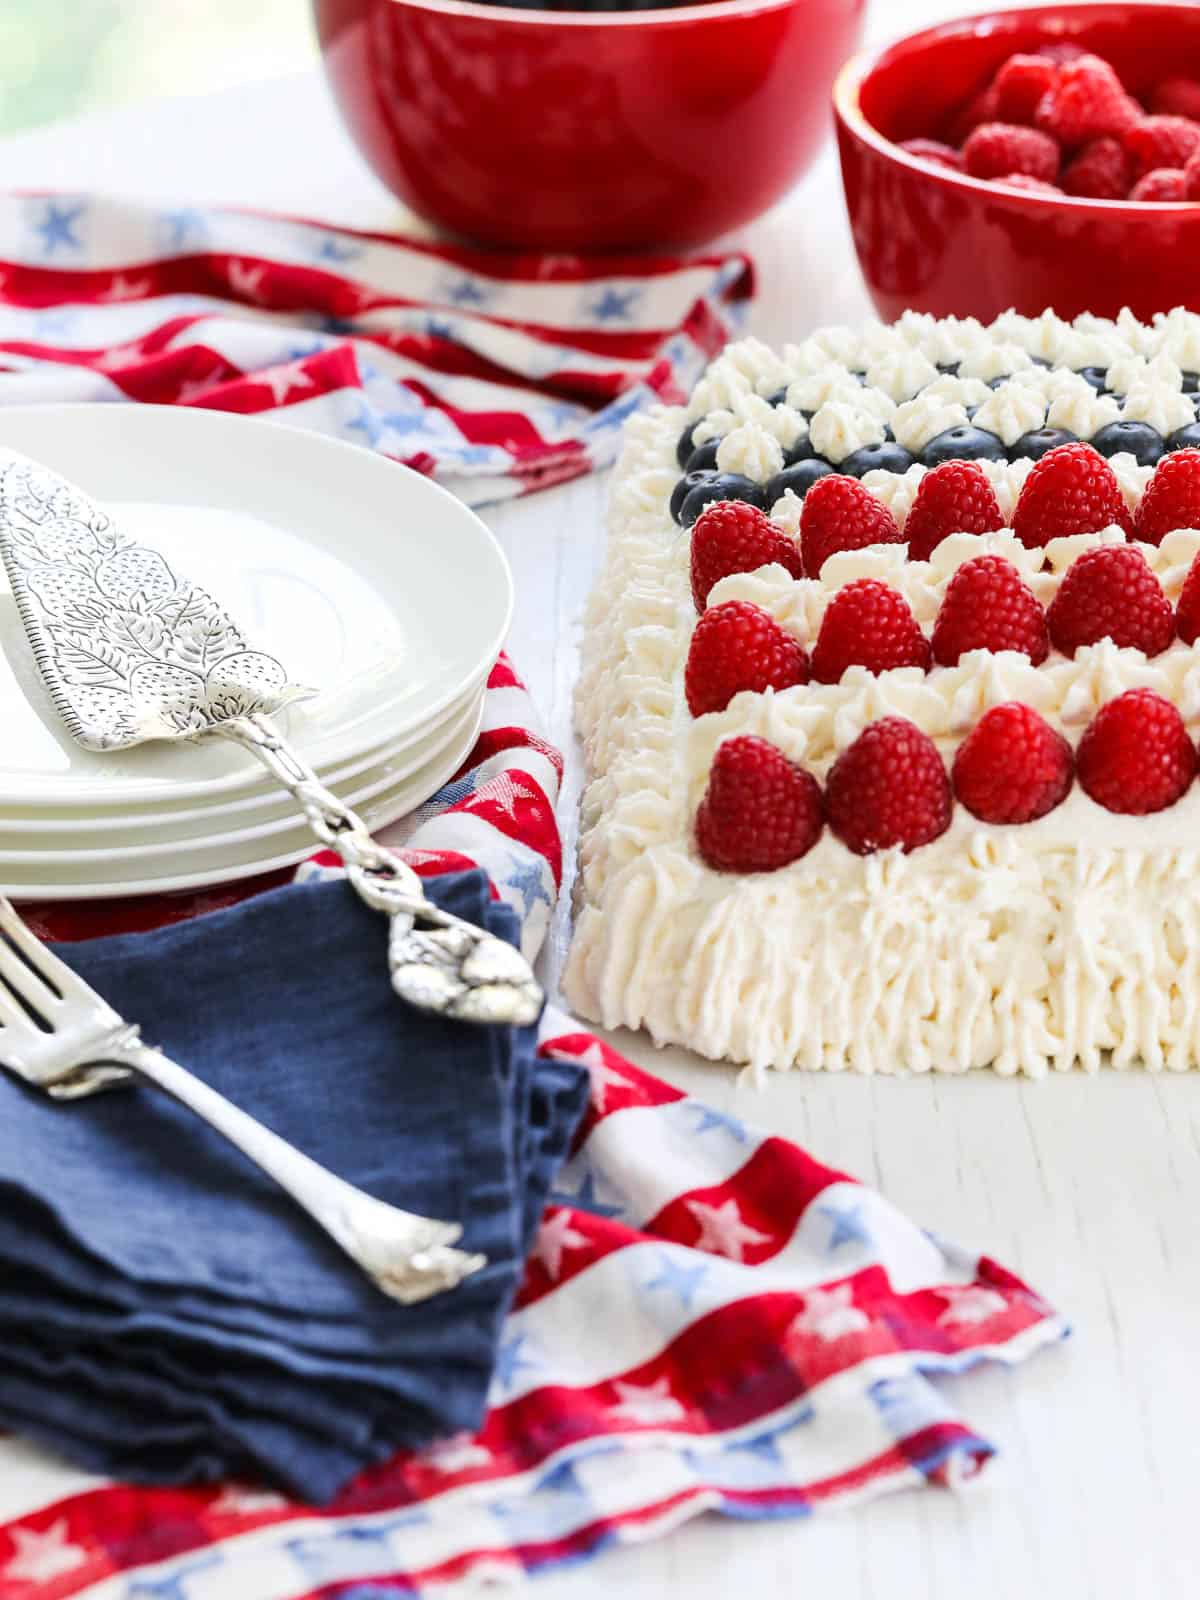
835, 3, 1200, 323
314, 0, 865, 252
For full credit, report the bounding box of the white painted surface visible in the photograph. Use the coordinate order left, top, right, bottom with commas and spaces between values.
3, 4, 1197, 1594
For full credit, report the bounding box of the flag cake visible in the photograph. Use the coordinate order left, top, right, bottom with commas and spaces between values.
566, 307, 1200, 1077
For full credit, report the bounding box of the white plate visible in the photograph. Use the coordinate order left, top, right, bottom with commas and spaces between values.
1, 694, 483, 899
0, 404, 512, 805
0, 686, 483, 854
0, 679, 484, 838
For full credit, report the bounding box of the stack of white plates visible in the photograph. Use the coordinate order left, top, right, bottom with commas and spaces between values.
0, 405, 513, 899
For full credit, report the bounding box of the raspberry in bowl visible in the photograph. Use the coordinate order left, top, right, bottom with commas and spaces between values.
313, 0, 866, 252
834, 3, 1200, 321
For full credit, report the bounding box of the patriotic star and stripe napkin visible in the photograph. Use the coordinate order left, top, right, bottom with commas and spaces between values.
0, 193, 752, 505
0, 202, 1064, 1594
0, 656, 1067, 1598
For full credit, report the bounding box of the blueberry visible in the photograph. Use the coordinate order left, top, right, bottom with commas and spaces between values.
678, 473, 767, 527
676, 422, 702, 469
764, 459, 837, 505
1010, 427, 1078, 462
766, 387, 790, 407
937, 362, 961, 377
1166, 422, 1200, 452
1077, 366, 1110, 394
839, 441, 916, 477
1091, 419, 1165, 467
1031, 356, 1053, 369
684, 439, 721, 473
670, 469, 715, 523
1183, 372, 1200, 395
920, 425, 1008, 467
783, 435, 822, 467
987, 376, 1008, 390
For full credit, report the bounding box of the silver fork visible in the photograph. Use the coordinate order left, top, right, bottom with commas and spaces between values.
0, 899, 486, 1305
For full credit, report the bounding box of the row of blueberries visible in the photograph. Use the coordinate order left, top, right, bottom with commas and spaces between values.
673, 394, 1200, 528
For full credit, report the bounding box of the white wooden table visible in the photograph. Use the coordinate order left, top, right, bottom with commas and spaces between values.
4, 4, 1197, 1594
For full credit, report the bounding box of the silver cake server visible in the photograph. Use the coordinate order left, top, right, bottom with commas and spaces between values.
0, 449, 543, 1029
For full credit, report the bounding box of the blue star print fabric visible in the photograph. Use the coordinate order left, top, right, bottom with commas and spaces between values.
0, 872, 588, 1503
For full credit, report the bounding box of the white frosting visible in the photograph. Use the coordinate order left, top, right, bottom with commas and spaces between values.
809, 401, 886, 464
861, 463, 927, 530
1046, 388, 1121, 436
786, 370, 861, 414
970, 381, 1047, 447
957, 342, 1034, 382
690, 409, 734, 447
1108, 452, 1156, 511
569, 317, 1200, 1079
922, 373, 993, 409
1151, 308, 1200, 373
892, 397, 969, 454
866, 348, 939, 404
916, 316, 986, 367
1107, 351, 1184, 395
811, 324, 866, 368
1120, 381, 1195, 438
715, 421, 784, 482
1009, 365, 1095, 404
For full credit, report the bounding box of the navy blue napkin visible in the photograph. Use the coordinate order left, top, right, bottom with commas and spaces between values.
0, 872, 588, 1502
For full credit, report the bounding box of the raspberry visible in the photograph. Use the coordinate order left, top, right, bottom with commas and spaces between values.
695, 736, 823, 873
1045, 546, 1175, 657
1150, 78, 1200, 122
1128, 167, 1188, 201
1135, 449, 1200, 545
1038, 42, 1088, 66
899, 138, 966, 173
931, 555, 1050, 666
1011, 442, 1133, 547
1034, 53, 1141, 145
1125, 114, 1200, 174
684, 600, 809, 716
811, 580, 931, 684
1177, 551, 1200, 644
993, 54, 1059, 125
1061, 136, 1136, 198
1076, 689, 1196, 814
904, 460, 1006, 561
994, 174, 1062, 194
690, 500, 803, 611
952, 703, 1074, 824
1185, 151, 1200, 199
963, 122, 1061, 183
948, 82, 1002, 145
799, 474, 902, 578
825, 717, 953, 856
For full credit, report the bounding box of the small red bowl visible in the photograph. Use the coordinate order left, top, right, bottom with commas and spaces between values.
314, 0, 865, 253
835, 3, 1200, 323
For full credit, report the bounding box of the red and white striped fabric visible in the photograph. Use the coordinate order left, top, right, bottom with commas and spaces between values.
0, 202, 1063, 1594
1, 655, 1065, 1598
0, 194, 752, 505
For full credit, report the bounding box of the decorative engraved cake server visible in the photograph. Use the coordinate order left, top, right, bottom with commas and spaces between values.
0, 897, 484, 1303
0, 450, 543, 1030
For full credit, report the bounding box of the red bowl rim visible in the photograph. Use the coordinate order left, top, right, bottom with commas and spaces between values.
371, 0, 801, 27
833, 0, 1200, 212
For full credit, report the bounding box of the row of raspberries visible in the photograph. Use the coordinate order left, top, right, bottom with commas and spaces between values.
684, 538, 1200, 716
695, 690, 1197, 874
689, 445, 1200, 605
900, 45, 1200, 201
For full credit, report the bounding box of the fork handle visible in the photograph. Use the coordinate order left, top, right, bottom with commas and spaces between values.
108, 1037, 485, 1305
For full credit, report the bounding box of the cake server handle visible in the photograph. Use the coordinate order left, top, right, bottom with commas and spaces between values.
215, 713, 544, 1028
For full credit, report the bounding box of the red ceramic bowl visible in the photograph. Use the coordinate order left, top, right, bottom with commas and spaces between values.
314, 0, 865, 252
835, 3, 1200, 323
